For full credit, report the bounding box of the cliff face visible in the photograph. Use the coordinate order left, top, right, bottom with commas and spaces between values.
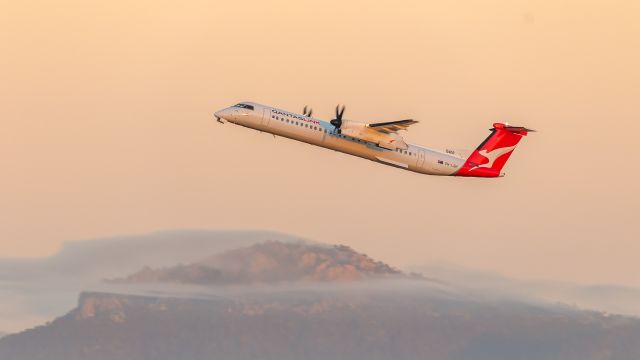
113, 242, 411, 285
1, 289, 640, 360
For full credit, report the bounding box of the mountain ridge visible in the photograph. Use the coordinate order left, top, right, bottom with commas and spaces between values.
3, 240, 640, 359
111, 241, 422, 285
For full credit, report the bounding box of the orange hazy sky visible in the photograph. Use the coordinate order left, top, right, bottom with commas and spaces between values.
1, 0, 639, 286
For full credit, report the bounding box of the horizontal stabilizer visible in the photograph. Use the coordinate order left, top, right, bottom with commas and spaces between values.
493, 123, 535, 135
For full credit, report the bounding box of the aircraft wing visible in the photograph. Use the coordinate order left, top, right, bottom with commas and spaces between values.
366, 119, 418, 134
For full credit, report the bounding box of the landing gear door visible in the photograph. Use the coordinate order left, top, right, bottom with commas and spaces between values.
262, 107, 271, 127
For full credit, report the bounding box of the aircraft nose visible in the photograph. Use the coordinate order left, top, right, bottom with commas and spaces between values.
214, 108, 231, 121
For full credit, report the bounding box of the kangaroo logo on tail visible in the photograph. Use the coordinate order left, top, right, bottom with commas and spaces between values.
470, 145, 517, 171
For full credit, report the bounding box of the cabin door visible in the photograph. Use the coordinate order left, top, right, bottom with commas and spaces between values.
262, 107, 271, 127
417, 150, 425, 167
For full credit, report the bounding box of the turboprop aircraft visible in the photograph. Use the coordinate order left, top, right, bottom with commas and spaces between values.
214, 102, 533, 177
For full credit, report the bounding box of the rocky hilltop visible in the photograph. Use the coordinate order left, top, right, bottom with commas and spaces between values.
112, 241, 413, 284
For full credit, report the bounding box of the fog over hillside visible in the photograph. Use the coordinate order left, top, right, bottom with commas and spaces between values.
1, 241, 639, 360
0, 230, 306, 333
412, 263, 640, 318
0, 231, 640, 360
0, 230, 305, 281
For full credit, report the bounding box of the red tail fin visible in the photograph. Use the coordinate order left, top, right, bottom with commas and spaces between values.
455, 123, 533, 177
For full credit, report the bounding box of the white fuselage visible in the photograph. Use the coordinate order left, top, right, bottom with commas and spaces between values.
216, 102, 466, 176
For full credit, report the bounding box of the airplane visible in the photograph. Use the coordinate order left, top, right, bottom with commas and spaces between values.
214, 102, 533, 177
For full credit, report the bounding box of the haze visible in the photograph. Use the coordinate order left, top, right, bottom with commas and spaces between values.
1, 0, 638, 286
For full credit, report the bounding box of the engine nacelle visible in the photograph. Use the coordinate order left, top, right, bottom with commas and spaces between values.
339, 121, 409, 150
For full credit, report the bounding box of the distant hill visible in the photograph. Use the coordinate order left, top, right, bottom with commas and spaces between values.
112, 241, 414, 284
2, 241, 640, 360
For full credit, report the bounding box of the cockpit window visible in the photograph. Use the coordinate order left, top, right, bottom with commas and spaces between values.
233, 103, 254, 110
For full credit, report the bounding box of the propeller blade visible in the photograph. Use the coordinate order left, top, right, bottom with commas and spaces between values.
303, 105, 308, 116
331, 104, 345, 130
308, 109, 312, 117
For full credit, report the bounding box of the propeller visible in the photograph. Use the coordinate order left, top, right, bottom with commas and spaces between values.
302, 106, 313, 117
330, 105, 346, 131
